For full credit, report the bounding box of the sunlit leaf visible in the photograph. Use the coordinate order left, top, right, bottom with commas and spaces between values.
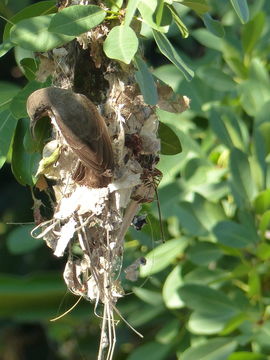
140, 238, 188, 277
152, 30, 194, 81
228, 352, 267, 360
132, 287, 163, 306
163, 263, 184, 309
10, 15, 74, 52
253, 190, 270, 215
177, 0, 210, 15
137, 0, 170, 32
242, 12, 265, 55
103, 25, 138, 64
166, 4, 188, 38
230, 0, 249, 24
229, 147, 257, 206
3, 0, 56, 40
181, 338, 237, 360
124, 0, 140, 27
48, 5, 106, 36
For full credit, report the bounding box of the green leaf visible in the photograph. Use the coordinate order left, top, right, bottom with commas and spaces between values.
213, 220, 259, 248
187, 242, 223, 266
48, 5, 106, 36
156, 319, 180, 344
103, 25, 138, 64
156, 182, 182, 217
105, 0, 123, 12
188, 311, 236, 335
152, 30, 194, 81
192, 29, 224, 52
184, 268, 226, 286
209, 107, 247, 151
188, 193, 226, 232
0, 39, 14, 58
127, 303, 165, 327
23, 117, 50, 154
238, 59, 270, 116
155, 0, 165, 26
140, 237, 188, 277
202, 13, 225, 38
0, 81, 20, 111
10, 14, 74, 52
137, 0, 170, 32
3, 0, 56, 40
257, 243, 270, 261
259, 210, 270, 234
132, 287, 163, 306
197, 67, 235, 92
127, 341, 171, 360
7, 225, 43, 255
20, 58, 39, 81
163, 263, 184, 309
221, 313, 249, 336
157, 153, 184, 187
230, 0, 249, 24
167, 4, 189, 38
177, 201, 208, 237
178, 284, 239, 315
229, 147, 256, 206
158, 122, 182, 155
11, 118, 40, 186
134, 55, 158, 105
179, 0, 210, 15
228, 352, 267, 360
10, 81, 44, 119
248, 269, 261, 298
181, 338, 237, 360
253, 190, 270, 214
0, 110, 18, 169
124, 0, 140, 27
253, 321, 270, 354
242, 12, 265, 55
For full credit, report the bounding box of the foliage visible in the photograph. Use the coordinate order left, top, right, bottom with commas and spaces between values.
2, 0, 270, 359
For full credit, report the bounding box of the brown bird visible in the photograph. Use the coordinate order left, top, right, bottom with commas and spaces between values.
27, 87, 114, 187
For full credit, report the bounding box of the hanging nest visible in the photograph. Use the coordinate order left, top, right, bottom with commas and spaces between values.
27, 2, 189, 359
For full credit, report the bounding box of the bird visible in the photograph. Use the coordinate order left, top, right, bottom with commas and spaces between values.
27, 87, 114, 187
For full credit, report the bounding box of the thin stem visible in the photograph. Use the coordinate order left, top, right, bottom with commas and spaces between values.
105, 15, 119, 20
0, 14, 14, 25
155, 188, 165, 243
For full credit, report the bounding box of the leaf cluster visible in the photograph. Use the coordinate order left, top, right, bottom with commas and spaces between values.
3, 0, 270, 359
121, 1, 270, 359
